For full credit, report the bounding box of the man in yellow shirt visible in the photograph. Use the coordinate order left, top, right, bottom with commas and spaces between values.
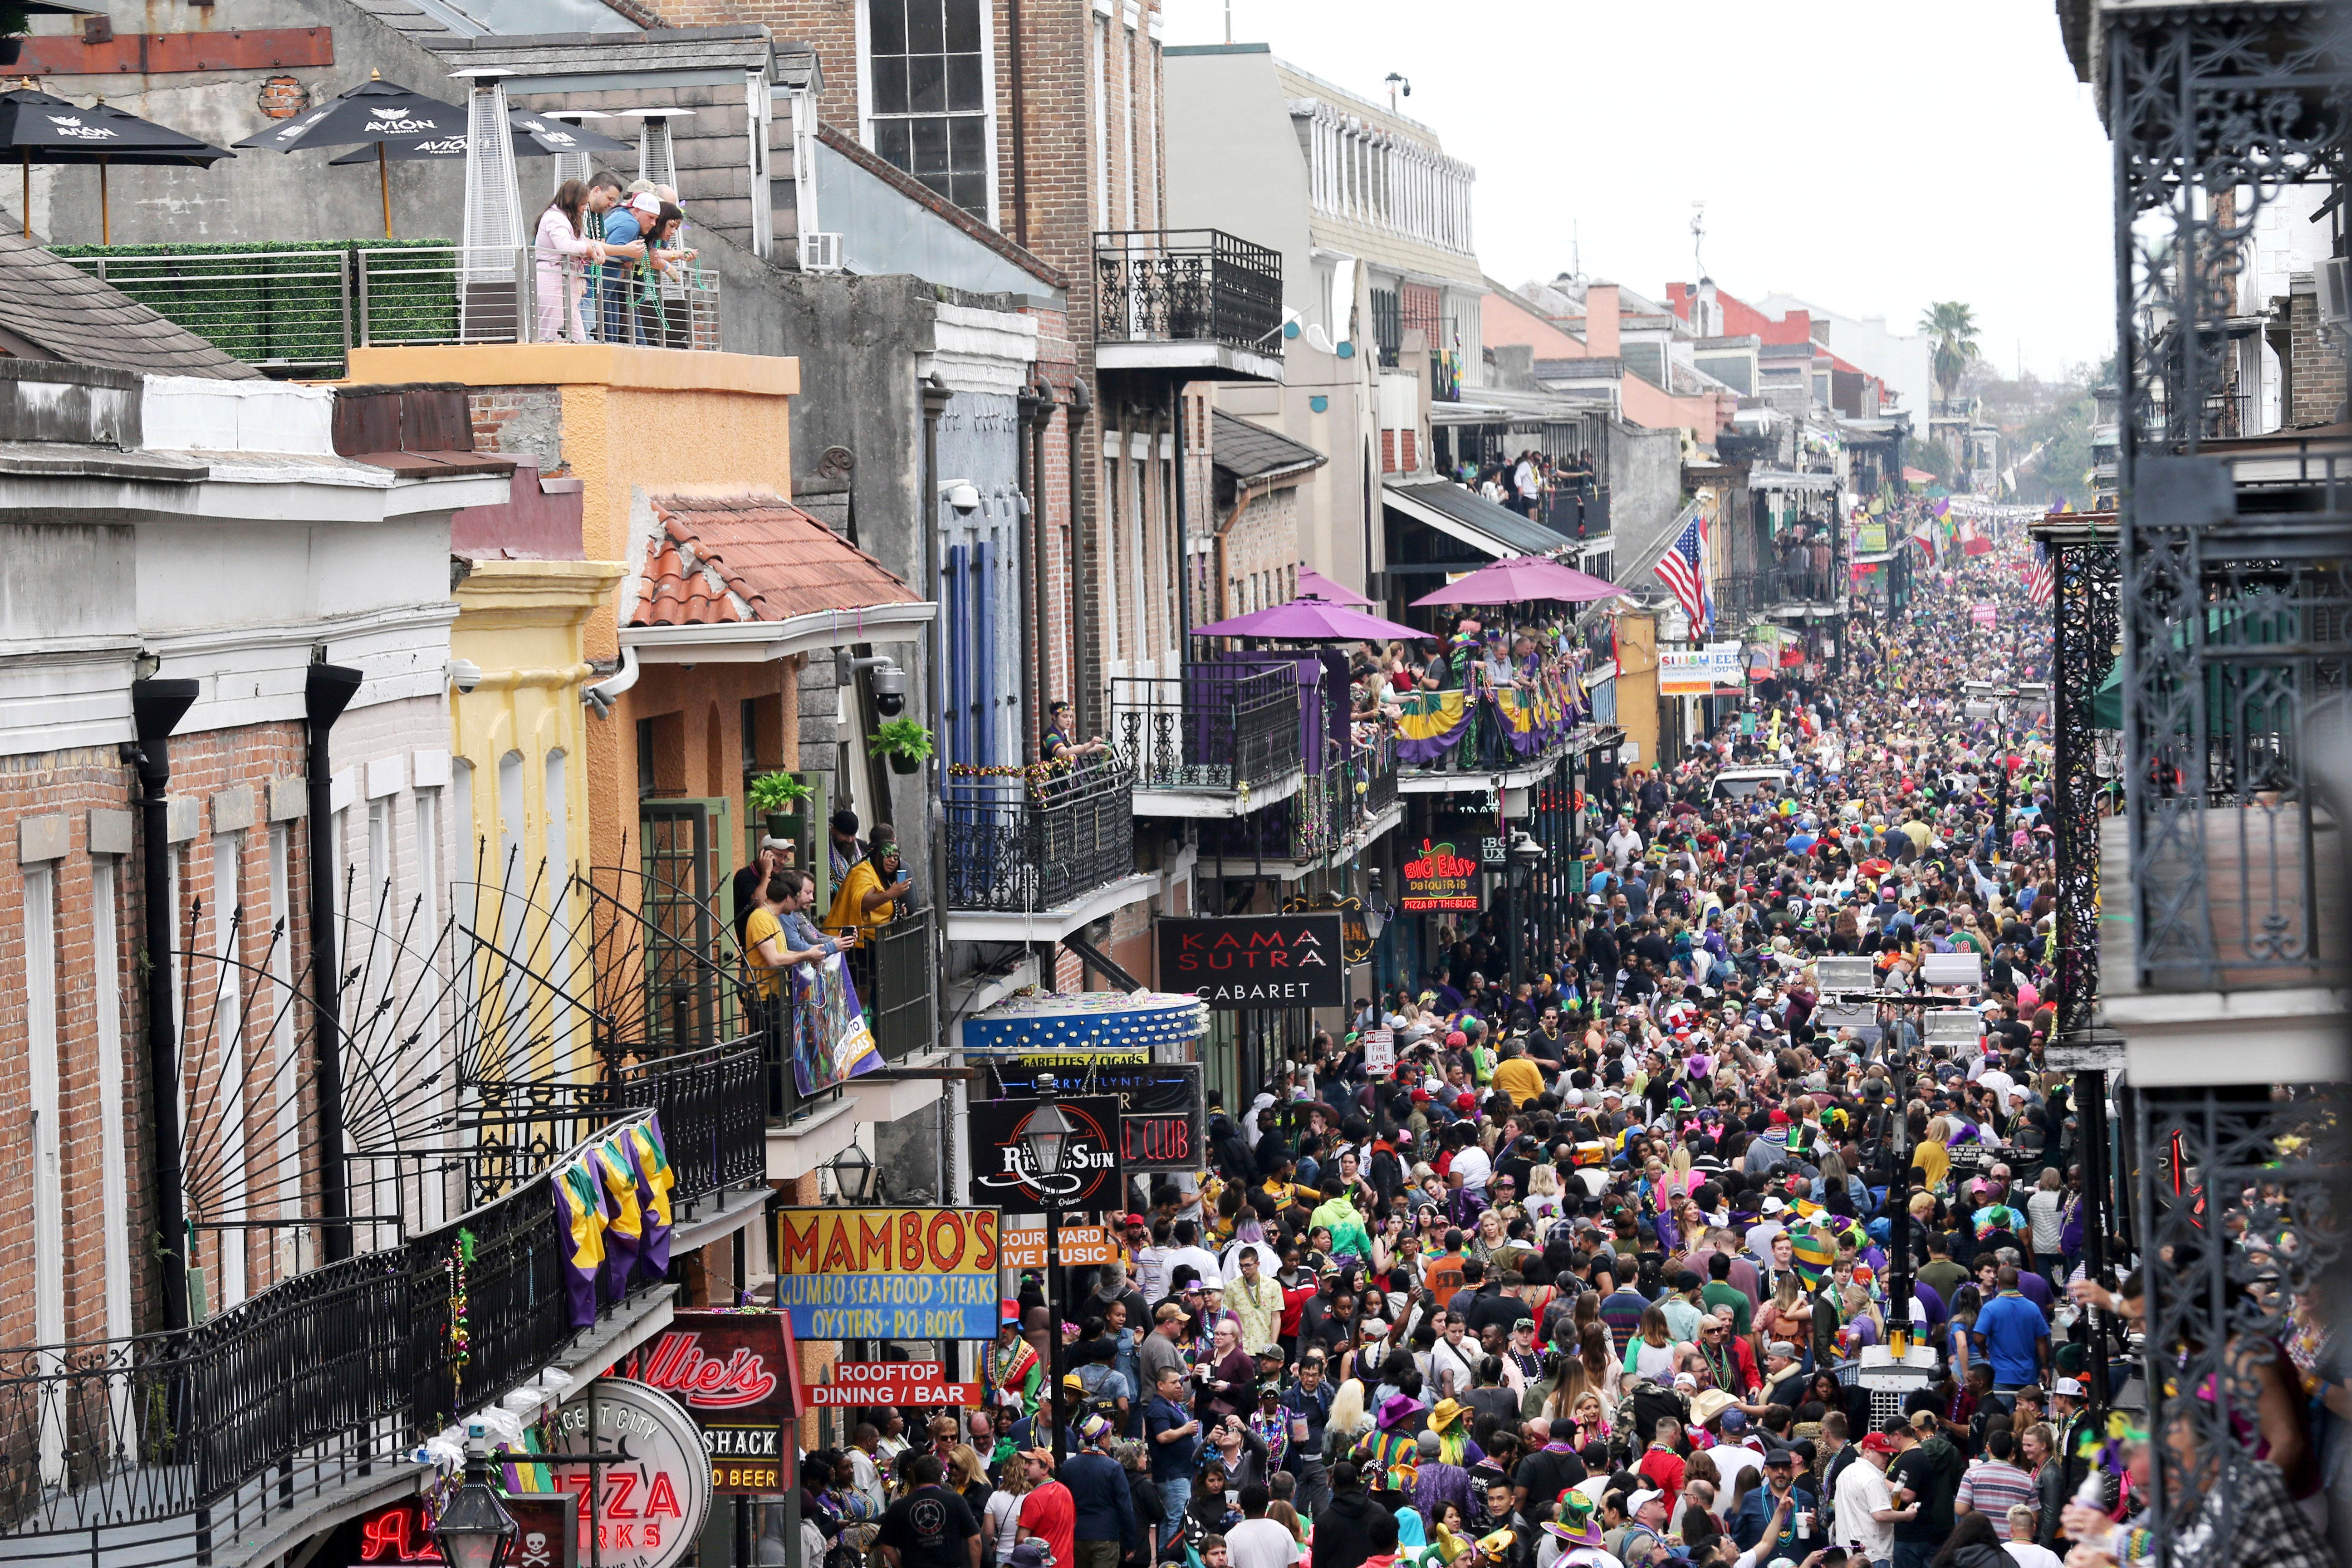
1490, 1039, 1546, 1108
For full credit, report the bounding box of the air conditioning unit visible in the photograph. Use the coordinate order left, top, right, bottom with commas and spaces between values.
2321, 255, 2351, 331
799, 231, 844, 273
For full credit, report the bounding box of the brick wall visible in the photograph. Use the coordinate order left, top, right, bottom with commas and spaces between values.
468, 386, 569, 474
1217, 485, 1302, 622
2288, 289, 2347, 428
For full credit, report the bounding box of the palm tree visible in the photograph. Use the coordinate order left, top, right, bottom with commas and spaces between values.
1919, 301, 1981, 411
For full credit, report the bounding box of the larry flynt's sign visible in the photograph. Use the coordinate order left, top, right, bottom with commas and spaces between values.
773, 1209, 1003, 1340
1400, 840, 1479, 912
629, 1313, 804, 1495
968, 1095, 1123, 1207
1156, 914, 1345, 1008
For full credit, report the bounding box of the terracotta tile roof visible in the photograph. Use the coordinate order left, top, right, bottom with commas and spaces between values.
630, 493, 921, 629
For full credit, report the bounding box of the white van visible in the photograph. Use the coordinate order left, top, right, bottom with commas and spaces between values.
1710, 766, 1791, 803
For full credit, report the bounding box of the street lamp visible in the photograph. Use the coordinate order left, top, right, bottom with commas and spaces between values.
433, 1428, 519, 1568
1017, 1076, 1074, 1470
1508, 832, 1544, 985
830, 1142, 877, 1205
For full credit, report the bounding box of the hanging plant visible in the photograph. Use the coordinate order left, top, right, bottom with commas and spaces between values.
868, 718, 935, 775
0, 5, 30, 66
748, 771, 814, 840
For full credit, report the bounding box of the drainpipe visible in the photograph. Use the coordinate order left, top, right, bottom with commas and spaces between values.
304, 661, 365, 1264
1027, 381, 1058, 749
1017, 382, 1041, 760
131, 676, 200, 1336
1212, 481, 1261, 623
1172, 387, 1191, 649
1066, 377, 1093, 735
1006, 0, 1029, 249
920, 378, 953, 1088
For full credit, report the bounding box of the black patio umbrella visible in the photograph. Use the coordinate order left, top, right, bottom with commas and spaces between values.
323, 107, 633, 164
232, 72, 469, 238
0, 86, 234, 244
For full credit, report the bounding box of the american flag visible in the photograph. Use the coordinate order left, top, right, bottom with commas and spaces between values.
2027, 543, 2056, 606
1653, 512, 1711, 634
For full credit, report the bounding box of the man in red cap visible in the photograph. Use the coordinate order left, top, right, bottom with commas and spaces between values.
1833, 1430, 1902, 1568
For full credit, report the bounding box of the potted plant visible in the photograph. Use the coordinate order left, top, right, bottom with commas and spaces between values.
868, 717, 935, 776
0, 5, 31, 67
747, 770, 813, 843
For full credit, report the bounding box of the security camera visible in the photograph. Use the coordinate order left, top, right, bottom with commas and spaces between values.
849, 654, 907, 717
446, 658, 484, 694
943, 480, 981, 513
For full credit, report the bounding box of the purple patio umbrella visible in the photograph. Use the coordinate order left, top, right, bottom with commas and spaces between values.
1294, 566, 1374, 606
1191, 597, 1426, 643
1410, 554, 1617, 608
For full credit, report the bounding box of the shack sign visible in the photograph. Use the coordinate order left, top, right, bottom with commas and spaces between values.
968, 1095, 1123, 1207
628, 1312, 804, 1495
1401, 840, 1479, 912
1156, 914, 1345, 1008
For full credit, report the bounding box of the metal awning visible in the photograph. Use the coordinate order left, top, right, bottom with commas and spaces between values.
1382, 477, 1573, 559
1748, 470, 1841, 493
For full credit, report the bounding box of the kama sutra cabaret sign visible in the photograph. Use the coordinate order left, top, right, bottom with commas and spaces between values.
1156, 914, 1346, 1008
1400, 840, 1480, 912
628, 1311, 805, 1494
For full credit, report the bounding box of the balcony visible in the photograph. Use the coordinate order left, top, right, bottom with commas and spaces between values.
1393, 656, 1594, 792
58, 243, 723, 377
1112, 664, 1306, 817
0, 1098, 737, 1567
941, 762, 1146, 942
1202, 734, 1401, 876
1719, 564, 1844, 618
1094, 229, 1285, 382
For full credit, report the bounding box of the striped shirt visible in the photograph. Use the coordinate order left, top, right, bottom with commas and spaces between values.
1955, 1458, 2038, 1521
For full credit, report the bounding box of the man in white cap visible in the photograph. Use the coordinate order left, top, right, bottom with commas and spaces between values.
1607, 1489, 1670, 1568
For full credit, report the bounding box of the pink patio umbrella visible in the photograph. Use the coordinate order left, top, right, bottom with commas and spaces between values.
1294, 566, 1375, 606
1191, 597, 1426, 643
1410, 554, 1617, 608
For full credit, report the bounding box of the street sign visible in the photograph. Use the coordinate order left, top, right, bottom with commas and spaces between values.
1002, 1225, 1120, 1268
807, 1363, 980, 1407
1156, 914, 1346, 1009
969, 1095, 1123, 1207
773, 1208, 1003, 1340
978, 1052, 1206, 1173
630, 1312, 805, 1494
1361, 1027, 1396, 1077
1400, 839, 1480, 911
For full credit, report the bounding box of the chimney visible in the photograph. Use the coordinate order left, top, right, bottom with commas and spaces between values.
1586, 282, 1620, 359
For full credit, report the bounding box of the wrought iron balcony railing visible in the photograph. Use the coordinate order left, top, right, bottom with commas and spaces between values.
1094, 230, 1284, 356
1112, 664, 1303, 798
0, 1107, 686, 1563
1719, 565, 1841, 616
944, 763, 1137, 914
822, 906, 937, 1066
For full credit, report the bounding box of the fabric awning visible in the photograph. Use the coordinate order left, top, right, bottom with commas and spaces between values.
1382, 476, 1574, 559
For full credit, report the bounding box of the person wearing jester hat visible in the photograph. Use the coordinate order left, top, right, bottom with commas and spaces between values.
1539, 1493, 1623, 1568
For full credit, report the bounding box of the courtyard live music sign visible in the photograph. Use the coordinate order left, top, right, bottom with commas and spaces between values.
625, 1311, 806, 1495
1156, 913, 1345, 1009
1400, 840, 1479, 912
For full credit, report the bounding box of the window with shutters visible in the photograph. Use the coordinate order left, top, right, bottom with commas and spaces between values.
864, 0, 993, 219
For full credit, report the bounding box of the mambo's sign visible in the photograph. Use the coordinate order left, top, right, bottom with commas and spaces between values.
807, 1362, 980, 1407
1156, 914, 1345, 1008
773, 1209, 1001, 1341
1400, 840, 1479, 912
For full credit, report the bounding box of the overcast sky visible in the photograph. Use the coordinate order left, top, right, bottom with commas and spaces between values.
1162, 0, 2117, 382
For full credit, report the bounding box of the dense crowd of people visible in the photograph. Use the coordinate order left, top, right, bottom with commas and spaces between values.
785, 537, 2335, 1568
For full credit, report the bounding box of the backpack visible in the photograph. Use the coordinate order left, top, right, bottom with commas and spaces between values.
1076, 1360, 1125, 1423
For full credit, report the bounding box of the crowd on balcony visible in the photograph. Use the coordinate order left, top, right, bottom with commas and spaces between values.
1458, 451, 1598, 524
534, 170, 701, 346
783, 531, 2342, 1568
1348, 620, 1594, 769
